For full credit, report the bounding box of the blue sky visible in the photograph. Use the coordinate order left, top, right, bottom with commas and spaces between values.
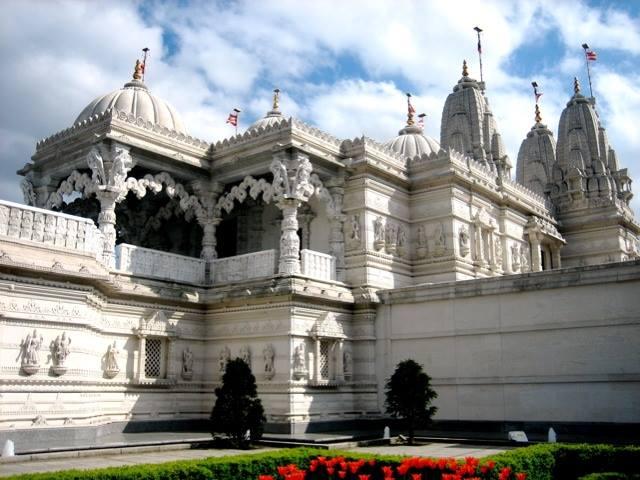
1, 0, 640, 214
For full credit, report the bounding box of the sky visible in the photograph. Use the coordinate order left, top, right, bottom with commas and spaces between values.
1, 0, 639, 215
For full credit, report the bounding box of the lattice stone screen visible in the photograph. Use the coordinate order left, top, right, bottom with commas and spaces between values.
319, 341, 330, 380
145, 338, 162, 378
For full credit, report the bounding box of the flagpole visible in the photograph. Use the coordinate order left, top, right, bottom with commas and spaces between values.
142, 47, 150, 82
474, 26, 484, 84
582, 43, 594, 98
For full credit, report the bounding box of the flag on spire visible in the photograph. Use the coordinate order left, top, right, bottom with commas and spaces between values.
418, 113, 426, 128
226, 108, 241, 126
532, 81, 543, 103
586, 50, 597, 61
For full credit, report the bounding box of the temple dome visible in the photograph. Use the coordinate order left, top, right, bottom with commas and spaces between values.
248, 109, 285, 131
74, 79, 187, 134
386, 125, 440, 158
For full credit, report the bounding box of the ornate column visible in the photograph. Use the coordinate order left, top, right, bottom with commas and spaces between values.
96, 189, 120, 267
552, 246, 562, 269
200, 218, 221, 262
530, 235, 542, 272
278, 198, 302, 275
474, 223, 485, 266
136, 333, 146, 382
335, 340, 344, 383
271, 150, 315, 276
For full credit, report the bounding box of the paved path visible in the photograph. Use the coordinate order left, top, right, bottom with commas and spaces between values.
0, 447, 274, 478
1, 443, 509, 477
348, 443, 510, 459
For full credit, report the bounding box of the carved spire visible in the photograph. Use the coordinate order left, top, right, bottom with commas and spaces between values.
574, 76, 581, 95
272, 88, 280, 111
133, 59, 144, 81
462, 59, 469, 77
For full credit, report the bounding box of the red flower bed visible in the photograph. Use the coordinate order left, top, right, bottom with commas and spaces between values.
258, 455, 527, 480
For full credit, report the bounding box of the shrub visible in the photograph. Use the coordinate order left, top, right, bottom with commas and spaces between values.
385, 359, 438, 445
211, 357, 266, 447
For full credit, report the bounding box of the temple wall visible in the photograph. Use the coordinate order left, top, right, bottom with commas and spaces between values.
375, 260, 640, 424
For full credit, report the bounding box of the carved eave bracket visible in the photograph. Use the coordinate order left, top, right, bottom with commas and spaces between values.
310, 312, 346, 340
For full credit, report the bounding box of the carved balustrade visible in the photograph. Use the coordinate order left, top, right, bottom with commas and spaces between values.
212, 249, 278, 284
115, 243, 206, 284
301, 249, 336, 281
0, 200, 103, 258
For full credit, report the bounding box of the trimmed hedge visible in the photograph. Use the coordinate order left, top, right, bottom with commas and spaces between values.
4, 443, 640, 479
579, 475, 640, 480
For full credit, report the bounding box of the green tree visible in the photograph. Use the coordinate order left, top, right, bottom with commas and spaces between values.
385, 359, 438, 445
211, 358, 266, 448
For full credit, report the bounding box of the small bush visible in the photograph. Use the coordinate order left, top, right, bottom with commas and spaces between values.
579, 474, 640, 480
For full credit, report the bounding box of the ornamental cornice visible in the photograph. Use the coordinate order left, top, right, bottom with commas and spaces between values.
36, 108, 209, 152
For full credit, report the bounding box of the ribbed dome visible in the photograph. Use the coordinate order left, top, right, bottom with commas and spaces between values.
386, 125, 441, 158
74, 79, 187, 134
248, 109, 285, 131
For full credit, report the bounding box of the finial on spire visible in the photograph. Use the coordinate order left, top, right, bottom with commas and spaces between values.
406, 93, 416, 126
534, 104, 542, 124
462, 59, 469, 78
272, 88, 280, 111
574, 77, 581, 94
133, 59, 144, 81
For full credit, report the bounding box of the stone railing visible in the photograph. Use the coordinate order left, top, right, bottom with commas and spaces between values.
0, 200, 103, 258
213, 249, 278, 284
301, 249, 336, 281
115, 243, 206, 284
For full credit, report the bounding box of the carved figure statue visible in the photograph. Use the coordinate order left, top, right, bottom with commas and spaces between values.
511, 243, 521, 271
458, 226, 470, 257
52, 332, 71, 366
373, 216, 385, 250
417, 225, 429, 258
239, 345, 251, 367
293, 343, 306, 371
434, 223, 446, 256
106, 341, 119, 371
219, 345, 231, 373
109, 146, 133, 188
182, 347, 194, 377
520, 244, 530, 272
349, 215, 361, 245
263, 344, 275, 379
22, 329, 43, 366
87, 147, 106, 185
20, 179, 36, 206
343, 349, 353, 376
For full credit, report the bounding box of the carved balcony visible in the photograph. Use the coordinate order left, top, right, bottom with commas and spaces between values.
212, 249, 278, 283
301, 249, 336, 281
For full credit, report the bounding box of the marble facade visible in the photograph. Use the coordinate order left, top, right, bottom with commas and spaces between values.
1, 60, 639, 443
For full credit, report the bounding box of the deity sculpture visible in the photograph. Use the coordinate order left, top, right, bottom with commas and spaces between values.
385, 223, 397, 254
21, 329, 43, 375
417, 225, 429, 259
292, 342, 307, 380
458, 226, 470, 257
373, 216, 385, 251
182, 347, 194, 380
434, 223, 446, 256
348, 214, 361, 247
520, 244, 530, 272
239, 345, 251, 367
104, 341, 120, 378
263, 344, 275, 380
494, 238, 503, 265
51, 332, 71, 375
219, 345, 231, 374
511, 243, 521, 272
343, 349, 353, 378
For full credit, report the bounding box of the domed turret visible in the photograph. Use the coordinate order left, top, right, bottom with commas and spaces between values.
385, 94, 440, 158
74, 60, 187, 134
248, 89, 285, 131
516, 102, 557, 196
440, 60, 511, 176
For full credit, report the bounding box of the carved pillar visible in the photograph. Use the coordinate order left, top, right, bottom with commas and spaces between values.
200, 219, 220, 262
335, 340, 344, 383
136, 334, 146, 382
552, 246, 562, 270
530, 235, 542, 272
474, 223, 485, 265
165, 336, 176, 381
278, 198, 301, 275
314, 338, 321, 382
96, 189, 119, 267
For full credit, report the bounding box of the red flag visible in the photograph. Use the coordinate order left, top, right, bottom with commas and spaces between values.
586, 50, 597, 61
418, 113, 426, 127
226, 108, 240, 126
